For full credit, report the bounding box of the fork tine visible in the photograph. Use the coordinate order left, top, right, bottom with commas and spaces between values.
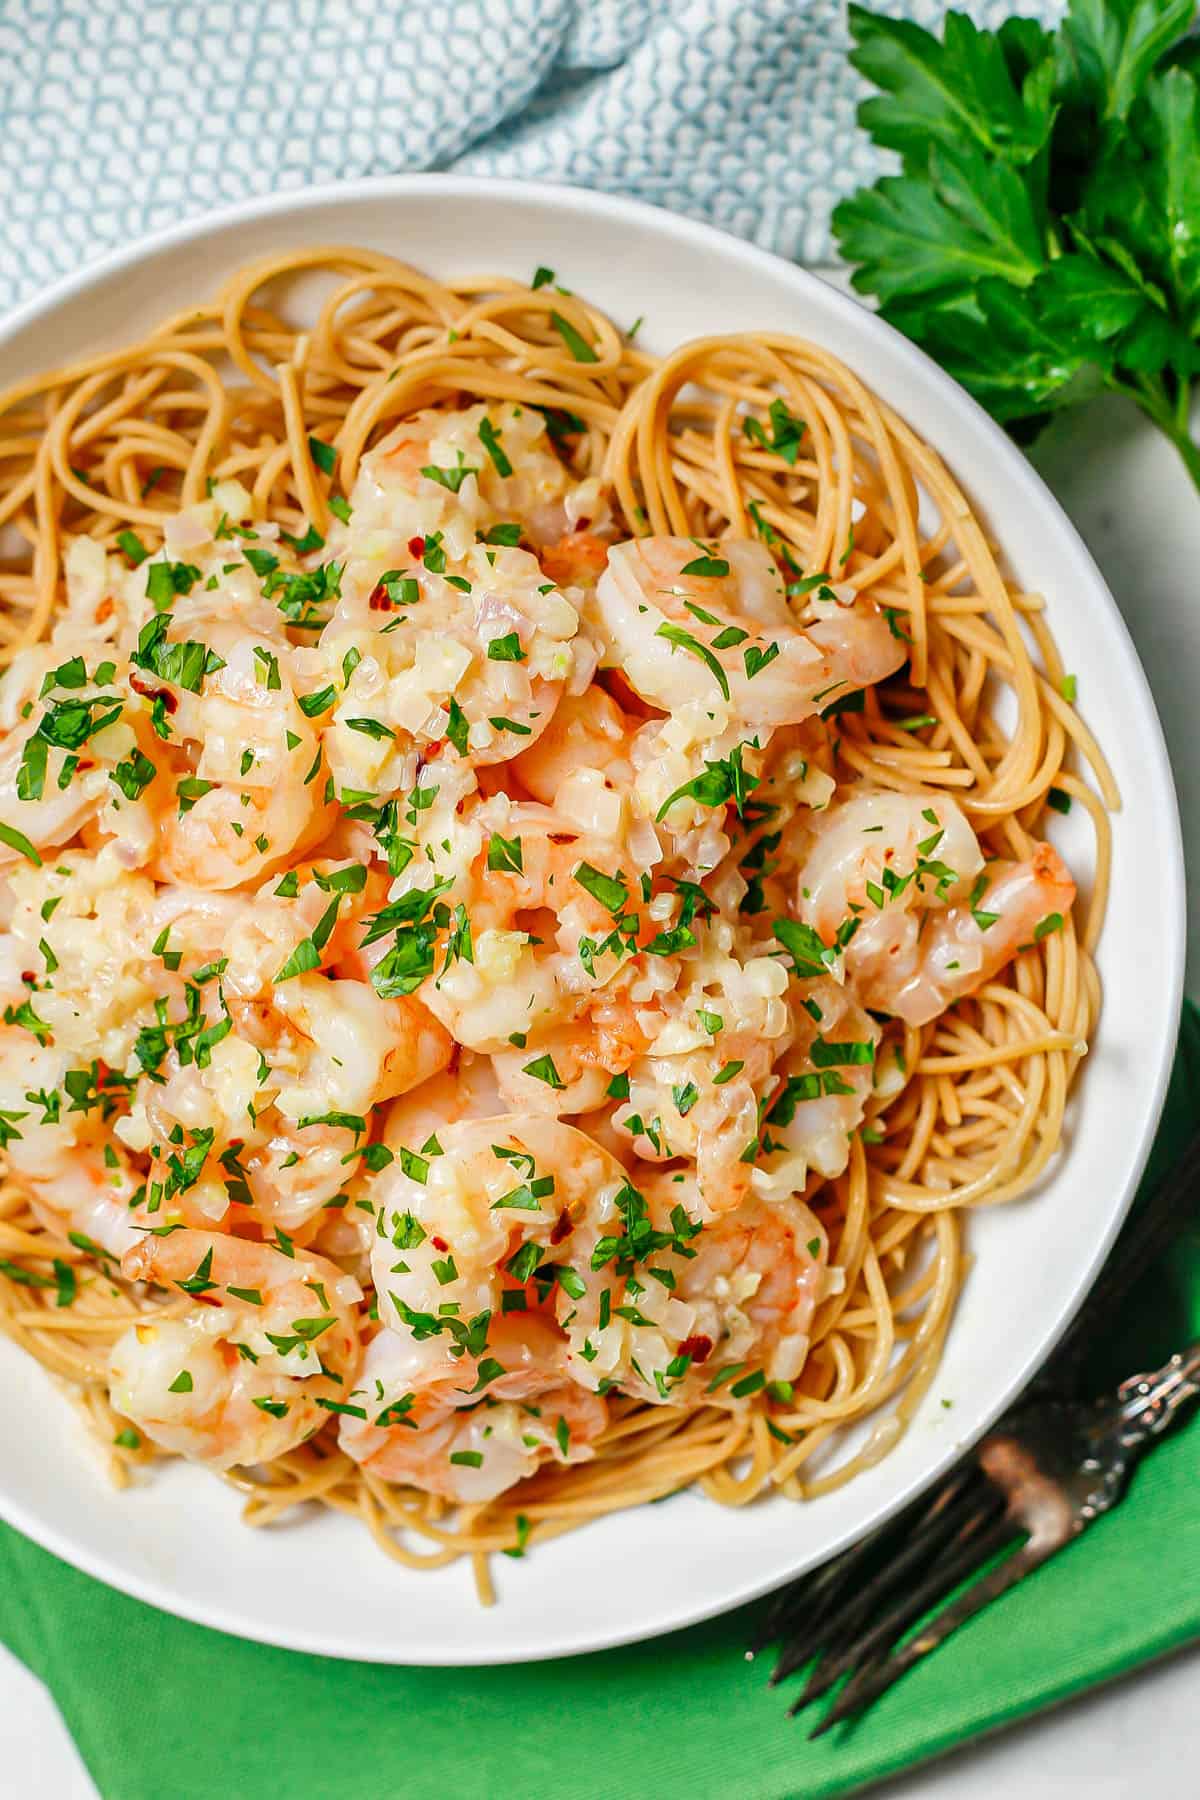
810, 1534, 1054, 1737
751, 1460, 978, 1665
748, 1540, 872, 1660
779, 1467, 996, 1687
792, 1495, 1010, 1711
771, 1474, 992, 1691
749, 1497, 916, 1658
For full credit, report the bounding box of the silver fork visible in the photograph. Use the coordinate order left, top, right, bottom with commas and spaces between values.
749, 1128, 1200, 1735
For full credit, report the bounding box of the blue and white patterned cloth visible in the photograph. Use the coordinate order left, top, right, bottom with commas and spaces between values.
0, 0, 1060, 314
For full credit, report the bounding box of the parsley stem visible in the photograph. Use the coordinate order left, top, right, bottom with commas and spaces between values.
1109, 375, 1200, 499
1175, 377, 1192, 440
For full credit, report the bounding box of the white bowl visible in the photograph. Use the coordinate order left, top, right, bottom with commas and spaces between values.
0, 177, 1184, 1664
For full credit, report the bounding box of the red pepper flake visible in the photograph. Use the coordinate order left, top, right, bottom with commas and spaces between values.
367, 582, 391, 611
430, 1235, 449, 1253
20, 972, 35, 985
129, 668, 178, 712
549, 1208, 573, 1245
407, 536, 425, 560
677, 1333, 713, 1365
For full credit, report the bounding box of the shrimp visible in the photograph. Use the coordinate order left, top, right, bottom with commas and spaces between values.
512, 687, 636, 835
0, 906, 151, 1253
509, 1171, 828, 1407
540, 529, 612, 591
149, 619, 331, 890
355, 1115, 630, 1494
0, 640, 147, 867
338, 1314, 607, 1503
845, 843, 1076, 1027
368, 1114, 629, 1331
380, 1054, 505, 1147
317, 538, 579, 781
416, 800, 653, 1052
593, 537, 906, 732
795, 791, 984, 938
150, 853, 390, 998
109, 1229, 361, 1468
753, 980, 881, 1197
343, 404, 607, 563
659, 1185, 830, 1396
0, 1034, 146, 1255
0, 718, 110, 867
489, 1000, 647, 1118
583, 921, 797, 1215
229, 970, 452, 1117
229, 995, 451, 1238
310, 406, 592, 781
125, 973, 452, 1238
311, 1055, 507, 1275
791, 791, 1075, 1024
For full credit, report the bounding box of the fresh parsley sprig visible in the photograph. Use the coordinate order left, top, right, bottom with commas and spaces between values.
833, 0, 1200, 490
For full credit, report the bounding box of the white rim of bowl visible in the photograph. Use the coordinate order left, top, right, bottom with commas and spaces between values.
0, 174, 1186, 1664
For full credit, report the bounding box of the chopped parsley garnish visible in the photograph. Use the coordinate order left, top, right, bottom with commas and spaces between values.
110, 749, 157, 802
0, 823, 42, 867
773, 917, 844, 979
549, 309, 599, 363
655, 623, 731, 701
145, 560, 202, 609
116, 529, 148, 566
818, 687, 865, 721
681, 552, 730, 579
299, 684, 336, 718
573, 862, 627, 915
657, 742, 759, 822
308, 435, 337, 475
478, 418, 513, 477
590, 1181, 701, 1275
281, 523, 325, 554
744, 643, 781, 679
522, 1055, 565, 1091
345, 716, 396, 741
420, 450, 479, 494
810, 1035, 875, 1068
274, 895, 341, 982
131, 613, 223, 694
742, 398, 805, 465
533, 404, 586, 442
487, 831, 523, 875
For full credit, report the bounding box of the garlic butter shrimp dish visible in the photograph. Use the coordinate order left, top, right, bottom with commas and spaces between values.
0, 247, 1114, 1606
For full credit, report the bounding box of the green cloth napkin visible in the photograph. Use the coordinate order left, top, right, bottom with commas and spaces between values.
3, 1005, 1198, 1800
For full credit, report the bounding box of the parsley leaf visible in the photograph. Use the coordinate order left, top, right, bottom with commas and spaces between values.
834, 1, 1200, 490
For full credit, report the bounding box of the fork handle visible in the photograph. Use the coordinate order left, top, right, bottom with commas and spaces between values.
1042, 1125, 1200, 1393
1112, 1339, 1200, 1448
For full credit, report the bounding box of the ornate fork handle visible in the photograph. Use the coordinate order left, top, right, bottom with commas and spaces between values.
1108, 1339, 1200, 1448
986, 1339, 1200, 1547
754, 1134, 1200, 1732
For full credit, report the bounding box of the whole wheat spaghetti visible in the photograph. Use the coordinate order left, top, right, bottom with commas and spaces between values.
0, 250, 1110, 1602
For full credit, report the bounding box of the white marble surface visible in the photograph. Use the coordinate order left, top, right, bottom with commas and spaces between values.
4, 366, 1200, 1800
